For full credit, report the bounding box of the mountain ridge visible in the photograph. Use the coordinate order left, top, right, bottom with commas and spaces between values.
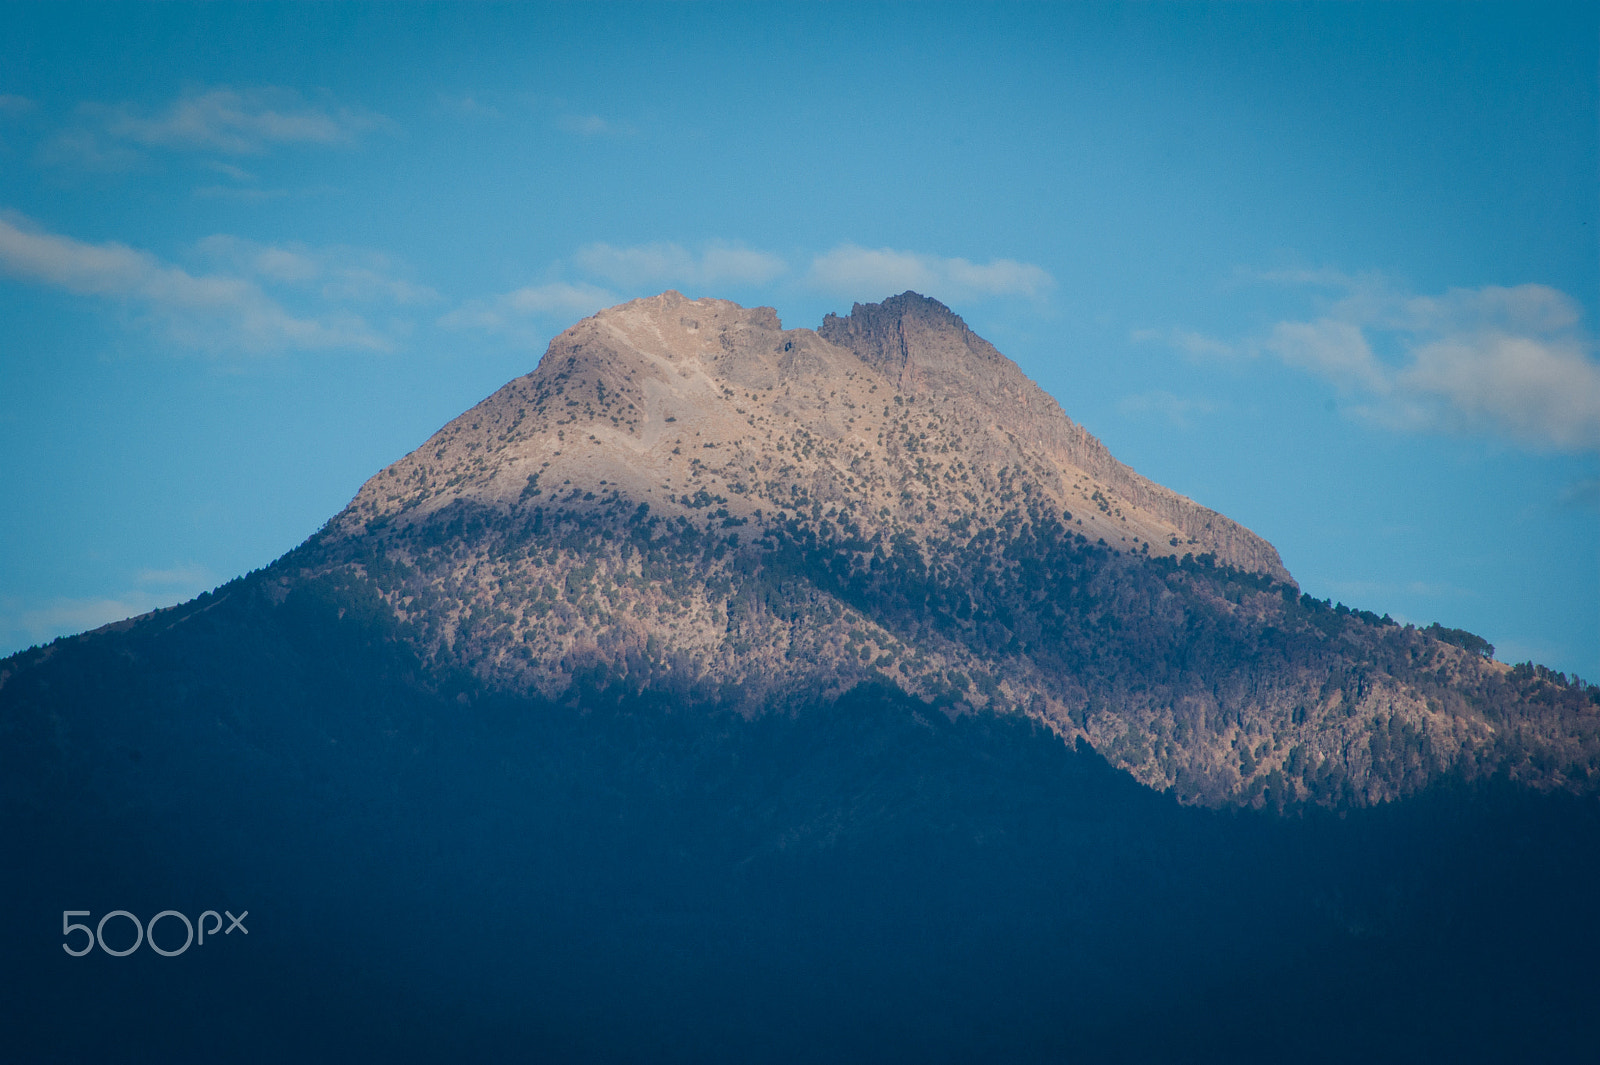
6, 291, 1596, 809
7, 287, 1600, 1060
226, 290, 1595, 808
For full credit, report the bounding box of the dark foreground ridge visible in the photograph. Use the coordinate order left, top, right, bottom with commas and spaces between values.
4, 293, 1599, 1061
4, 580, 1599, 1062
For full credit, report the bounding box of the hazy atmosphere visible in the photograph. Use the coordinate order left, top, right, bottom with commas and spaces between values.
2, 2, 1595, 678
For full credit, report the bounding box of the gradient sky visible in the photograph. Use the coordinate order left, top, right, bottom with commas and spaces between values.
2, 2, 1596, 679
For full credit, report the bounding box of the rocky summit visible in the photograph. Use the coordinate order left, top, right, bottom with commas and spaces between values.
257, 290, 1592, 808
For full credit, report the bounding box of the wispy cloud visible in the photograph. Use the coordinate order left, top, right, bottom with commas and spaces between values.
203, 159, 257, 182
442, 239, 788, 345
38, 85, 389, 172
575, 241, 787, 289
1142, 274, 1600, 452
439, 281, 618, 345
134, 562, 214, 588
807, 244, 1054, 302
1558, 478, 1600, 512
193, 185, 293, 203
555, 112, 634, 137
525, 94, 637, 137
36, 128, 145, 171
5, 596, 164, 646
0, 561, 216, 654
1130, 327, 1241, 361
98, 86, 386, 155
190, 158, 297, 201
1316, 577, 1470, 602
1265, 318, 1388, 393
194, 234, 438, 305
1118, 390, 1219, 428
0, 213, 391, 352
446, 238, 1052, 347
433, 92, 501, 120
0, 94, 36, 152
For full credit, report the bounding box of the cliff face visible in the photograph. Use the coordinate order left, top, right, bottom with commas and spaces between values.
261, 290, 1595, 808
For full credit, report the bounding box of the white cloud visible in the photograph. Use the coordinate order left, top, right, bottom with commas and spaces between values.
1264, 318, 1388, 393
439, 281, 617, 344
1399, 332, 1600, 449
0, 213, 391, 352
1152, 273, 1600, 452
807, 244, 1053, 301
0, 94, 35, 116
574, 241, 787, 288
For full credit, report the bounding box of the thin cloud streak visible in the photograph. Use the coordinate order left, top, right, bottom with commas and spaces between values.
194, 235, 438, 305
439, 281, 618, 345
94, 86, 387, 155
0, 213, 391, 352
1130, 327, 1240, 361
1118, 390, 1219, 428
0, 561, 216, 654
575, 242, 787, 289
38, 86, 390, 171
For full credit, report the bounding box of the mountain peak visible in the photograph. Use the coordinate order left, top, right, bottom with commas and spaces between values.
818, 291, 1003, 395
18, 291, 1595, 815
342, 291, 1287, 580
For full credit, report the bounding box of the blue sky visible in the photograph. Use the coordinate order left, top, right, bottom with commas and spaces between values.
1, 2, 1596, 679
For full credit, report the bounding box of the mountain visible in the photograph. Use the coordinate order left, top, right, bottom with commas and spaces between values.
4, 292, 1599, 1063
293, 290, 1589, 806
